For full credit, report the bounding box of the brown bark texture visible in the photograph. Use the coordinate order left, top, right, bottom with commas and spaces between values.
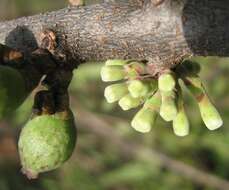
0, 0, 228, 71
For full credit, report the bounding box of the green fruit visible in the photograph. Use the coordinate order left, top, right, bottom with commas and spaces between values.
0, 66, 27, 120
101, 65, 125, 82
18, 111, 76, 179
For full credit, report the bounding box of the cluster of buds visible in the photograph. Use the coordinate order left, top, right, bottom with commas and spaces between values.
101, 59, 223, 136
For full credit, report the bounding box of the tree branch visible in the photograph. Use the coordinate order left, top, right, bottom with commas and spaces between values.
0, 0, 227, 90
0, 0, 228, 72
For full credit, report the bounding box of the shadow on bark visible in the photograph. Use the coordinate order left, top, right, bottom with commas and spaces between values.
182, 0, 229, 56
5, 25, 38, 54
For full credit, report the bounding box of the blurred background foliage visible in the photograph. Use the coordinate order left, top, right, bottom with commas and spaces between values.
0, 1, 229, 190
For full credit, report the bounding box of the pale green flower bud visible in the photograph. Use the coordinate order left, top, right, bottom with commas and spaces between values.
173, 107, 189, 136
159, 90, 178, 122
172, 87, 189, 136
104, 83, 128, 103
101, 65, 125, 82
118, 94, 142, 110
131, 107, 157, 133
199, 96, 223, 130
128, 80, 157, 98
158, 72, 176, 92
131, 92, 161, 133
183, 76, 223, 130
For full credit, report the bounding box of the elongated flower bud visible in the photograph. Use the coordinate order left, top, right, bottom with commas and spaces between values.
173, 107, 189, 136
158, 72, 176, 92
159, 90, 178, 122
172, 87, 189, 136
118, 94, 142, 110
131, 92, 161, 133
105, 59, 129, 66
183, 76, 223, 130
131, 108, 157, 133
128, 79, 157, 98
101, 65, 125, 82
104, 83, 128, 103
199, 96, 223, 130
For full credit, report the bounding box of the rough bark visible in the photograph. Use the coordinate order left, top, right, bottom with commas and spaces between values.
0, 0, 228, 71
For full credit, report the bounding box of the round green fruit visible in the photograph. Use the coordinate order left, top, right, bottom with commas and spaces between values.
18, 111, 77, 179
0, 65, 27, 120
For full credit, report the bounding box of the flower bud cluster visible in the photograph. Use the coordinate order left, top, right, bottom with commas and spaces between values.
101, 59, 223, 136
